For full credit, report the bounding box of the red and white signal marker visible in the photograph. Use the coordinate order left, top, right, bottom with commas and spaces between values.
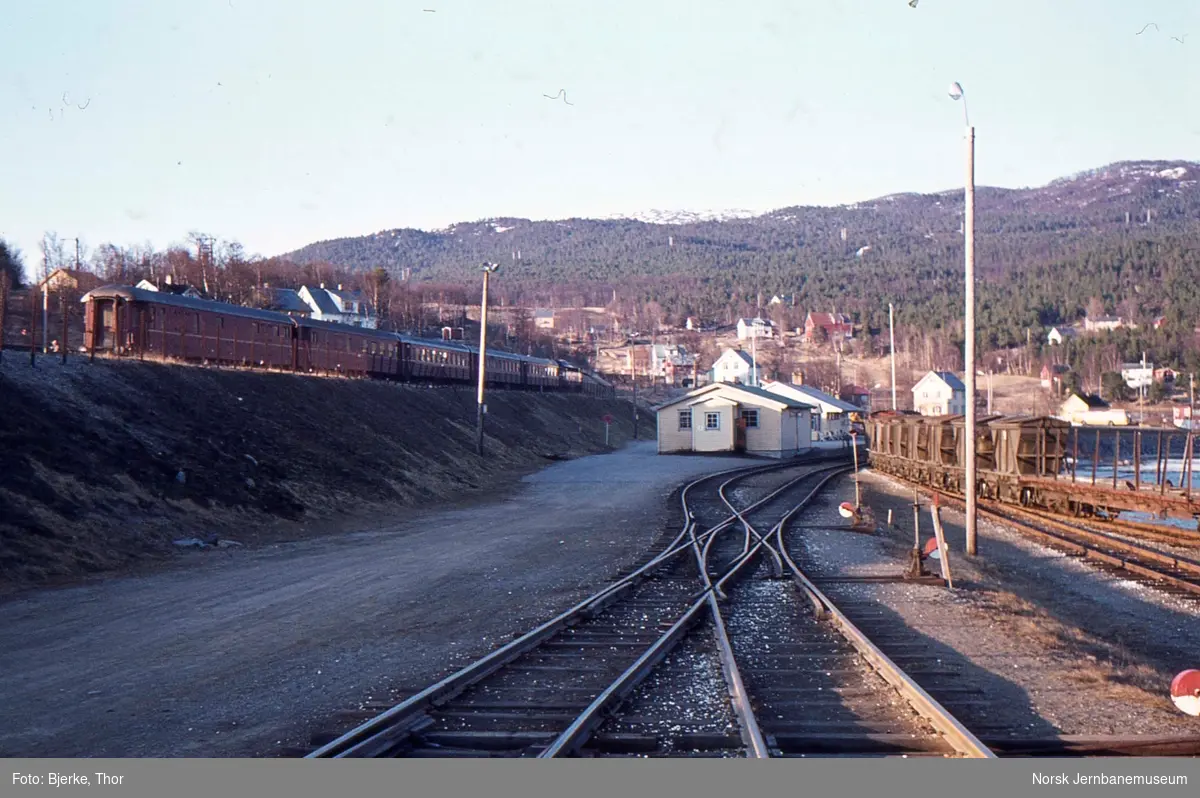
1170, 670, 1200, 716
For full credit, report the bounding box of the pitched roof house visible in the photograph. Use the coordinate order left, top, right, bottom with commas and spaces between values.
803, 312, 853, 343
297, 284, 377, 328
911, 371, 966, 417
709, 349, 760, 386
655, 382, 815, 458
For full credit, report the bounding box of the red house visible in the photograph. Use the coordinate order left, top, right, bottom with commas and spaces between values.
804, 312, 853, 343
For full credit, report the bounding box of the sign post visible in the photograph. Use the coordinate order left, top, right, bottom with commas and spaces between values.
850, 431, 861, 509
602, 413, 613, 447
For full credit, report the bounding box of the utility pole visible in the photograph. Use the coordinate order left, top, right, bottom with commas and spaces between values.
751, 326, 758, 387
950, 80, 978, 556
476, 263, 499, 456
889, 302, 897, 410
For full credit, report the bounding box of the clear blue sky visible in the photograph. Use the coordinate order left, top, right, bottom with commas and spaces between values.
2, 0, 1197, 274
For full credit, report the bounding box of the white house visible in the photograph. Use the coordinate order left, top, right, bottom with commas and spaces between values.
298, 284, 377, 328
736, 317, 776, 341
911, 371, 966, 416
760, 382, 858, 441
135, 277, 201, 299
650, 344, 695, 382
710, 349, 760, 386
1047, 326, 1077, 346
1121, 362, 1154, 391
533, 309, 555, 330
1084, 315, 1125, 333
655, 382, 814, 458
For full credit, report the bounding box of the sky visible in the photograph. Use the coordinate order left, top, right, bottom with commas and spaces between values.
3, 0, 1199, 275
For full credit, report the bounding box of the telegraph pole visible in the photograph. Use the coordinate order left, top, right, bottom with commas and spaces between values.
950, 81, 978, 556
889, 302, 897, 410
476, 263, 499, 456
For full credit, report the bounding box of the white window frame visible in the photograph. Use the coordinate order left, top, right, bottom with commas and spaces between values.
705, 412, 721, 431
743, 409, 759, 428
678, 410, 692, 430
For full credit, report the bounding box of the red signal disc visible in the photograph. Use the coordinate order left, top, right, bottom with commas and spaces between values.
1170, 669, 1200, 716
923, 537, 941, 560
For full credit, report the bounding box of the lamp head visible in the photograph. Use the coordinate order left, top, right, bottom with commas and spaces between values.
948, 82, 964, 101
482, 262, 500, 273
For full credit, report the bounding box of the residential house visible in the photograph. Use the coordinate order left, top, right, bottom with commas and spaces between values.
1083, 315, 1125, 333
297, 284, 377, 328
136, 277, 203, 298
1040, 363, 1070, 390
1155, 367, 1177, 386
533, 309, 555, 330
655, 382, 814, 458
649, 344, 696, 386
911, 371, 966, 416
1046, 326, 1077, 346
36, 268, 103, 294
709, 349, 760, 386
803, 312, 853, 343
1121, 362, 1155, 391
838, 384, 871, 413
760, 381, 859, 441
736, 317, 776, 341
1059, 393, 1129, 426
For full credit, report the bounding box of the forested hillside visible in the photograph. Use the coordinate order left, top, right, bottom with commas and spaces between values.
284, 160, 1200, 353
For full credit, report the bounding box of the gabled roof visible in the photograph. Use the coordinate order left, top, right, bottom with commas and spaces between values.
713, 349, 756, 367
1067, 392, 1109, 409
762, 382, 858, 412
806, 311, 852, 327
300, 286, 341, 315
266, 288, 312, 314
915, 370, 965, 391
654, 382, 814, 412
328, 287, 368, 304
737, 317, 774, 327
41, 268, 103, 291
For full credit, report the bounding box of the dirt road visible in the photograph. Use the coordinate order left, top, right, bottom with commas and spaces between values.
0, 443, 761, 757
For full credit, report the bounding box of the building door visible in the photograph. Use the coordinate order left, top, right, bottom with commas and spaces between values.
735, 416, 747, 452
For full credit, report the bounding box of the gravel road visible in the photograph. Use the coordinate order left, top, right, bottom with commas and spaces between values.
0, 443, 761, 758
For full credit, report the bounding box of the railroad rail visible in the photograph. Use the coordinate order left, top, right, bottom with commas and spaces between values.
881, 473, 1200, 600
306, 454, 993, 759
305, 458, 828, 758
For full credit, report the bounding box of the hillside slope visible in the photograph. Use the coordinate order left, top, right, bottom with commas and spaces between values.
280, 160, 1200, 342
0, 357, 647, 589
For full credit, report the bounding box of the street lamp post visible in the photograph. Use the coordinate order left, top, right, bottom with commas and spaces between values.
950, 81, 978, 556
476, 262, 500, 456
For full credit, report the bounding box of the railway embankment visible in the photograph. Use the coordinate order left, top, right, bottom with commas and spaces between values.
0, 354, 649, 589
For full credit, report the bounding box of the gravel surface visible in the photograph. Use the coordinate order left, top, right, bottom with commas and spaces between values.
0, 443, 764, 758
794, 470, 1200, 740
598, 623, 739, 756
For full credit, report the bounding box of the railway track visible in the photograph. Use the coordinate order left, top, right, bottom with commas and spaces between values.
306, 455, 992, 759
880, 474, 1200, 600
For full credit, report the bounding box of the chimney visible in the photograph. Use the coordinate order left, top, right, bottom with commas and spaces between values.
320, 282, 325, 289
338, 284, 343, 291
442, 326, 451, 341
165, 274, 173, 286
